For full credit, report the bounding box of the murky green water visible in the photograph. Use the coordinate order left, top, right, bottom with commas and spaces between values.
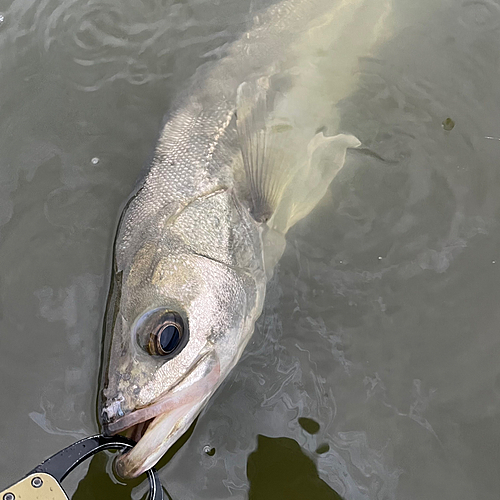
1, 0, 500, 498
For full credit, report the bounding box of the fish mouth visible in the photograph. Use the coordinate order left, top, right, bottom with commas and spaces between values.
114, 417, 154, 446
104, 353, 221, 478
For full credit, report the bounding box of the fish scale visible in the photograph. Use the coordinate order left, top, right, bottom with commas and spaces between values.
170, 189, 262, 270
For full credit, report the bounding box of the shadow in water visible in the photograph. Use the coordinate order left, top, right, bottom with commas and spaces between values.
247, 435, 343, 500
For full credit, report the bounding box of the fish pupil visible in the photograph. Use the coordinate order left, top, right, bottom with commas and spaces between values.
159, 324, 180, 353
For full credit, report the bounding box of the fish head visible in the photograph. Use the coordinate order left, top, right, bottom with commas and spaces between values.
99, 235, 261, 478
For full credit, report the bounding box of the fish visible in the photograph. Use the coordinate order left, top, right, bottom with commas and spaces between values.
99, 0, 393, 478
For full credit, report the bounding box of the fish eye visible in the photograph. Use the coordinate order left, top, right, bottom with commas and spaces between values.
148, 312, 184, 356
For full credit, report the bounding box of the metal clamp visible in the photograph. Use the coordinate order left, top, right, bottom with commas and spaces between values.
0, 435, 163, 500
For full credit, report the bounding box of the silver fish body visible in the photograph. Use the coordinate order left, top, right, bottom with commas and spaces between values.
100, 102, 281, 477
99, 0, 392, 478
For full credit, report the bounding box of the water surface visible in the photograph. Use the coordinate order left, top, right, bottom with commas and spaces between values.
1, 0, 500, 499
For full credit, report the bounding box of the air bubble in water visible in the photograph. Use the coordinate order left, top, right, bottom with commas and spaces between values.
203, 446, 215, 456
91, 157, 99, 165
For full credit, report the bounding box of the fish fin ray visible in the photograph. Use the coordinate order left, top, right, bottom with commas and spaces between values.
236, 78, 293, 223
236, 78, 361, 234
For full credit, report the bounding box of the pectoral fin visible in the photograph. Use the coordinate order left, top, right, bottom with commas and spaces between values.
236, 78, 360, 233
236, 78, 295, 223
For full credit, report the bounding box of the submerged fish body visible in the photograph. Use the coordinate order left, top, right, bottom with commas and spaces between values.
99, 0, 392, 478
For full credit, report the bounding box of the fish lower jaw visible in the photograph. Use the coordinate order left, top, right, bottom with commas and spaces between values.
114, 397, 204, 478
109, 353, 222, 478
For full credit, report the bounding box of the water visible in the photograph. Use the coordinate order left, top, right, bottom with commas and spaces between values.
1, 0, 500, 498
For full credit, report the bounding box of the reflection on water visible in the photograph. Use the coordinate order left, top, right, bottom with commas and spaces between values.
72, 433, 340, 500
298, 417, 321, 435
1, 0, 500, 498
247, 435, 342, 500
72, 453, 142, 500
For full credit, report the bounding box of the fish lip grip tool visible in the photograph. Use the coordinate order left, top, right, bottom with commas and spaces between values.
0, 434, 163, 500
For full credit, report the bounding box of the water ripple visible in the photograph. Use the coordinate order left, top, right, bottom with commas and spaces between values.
3, 0, 232, 90
460, 0, 500, 31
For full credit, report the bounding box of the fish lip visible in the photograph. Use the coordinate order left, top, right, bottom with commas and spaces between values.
103, 351, 214, 436
103, 404, 159, 437
103, 396, 162, 436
